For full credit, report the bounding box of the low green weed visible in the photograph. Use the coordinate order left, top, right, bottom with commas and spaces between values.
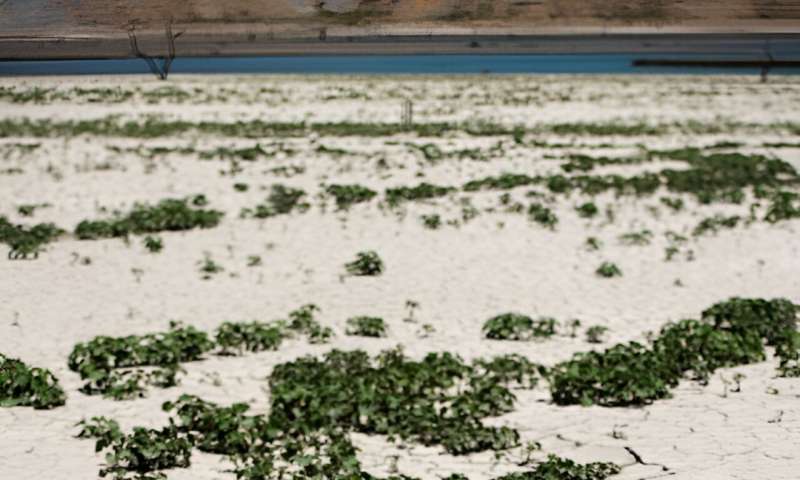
550, 297, 798, 406
0, 354, 66, 409
345, 250, 384, 276
483, 314, 558, 341
75, 196, 222, 240
346, 316, 387, 337
326, 184, 377, 210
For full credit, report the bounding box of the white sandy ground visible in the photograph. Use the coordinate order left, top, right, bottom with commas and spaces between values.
0, 74, 799, 480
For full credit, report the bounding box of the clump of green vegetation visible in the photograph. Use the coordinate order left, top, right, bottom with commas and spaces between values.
472, 354, 548, 390
16, 203, 49, 217
346, 316, 387, 337
495, 455, 621, 480
67, 322, 214, 399
0, 216, 63, 259
385, 183, 455, 206
345, 250, 384, 276
78, 417, 192, 478
483, 313, 558, 341
75, 196, 223, 240
618, 229, 653, 246
528, 203, 558, 229
0, 353, 66, 409
241, 184, 309, 218
421, 213, 442, 230
463, 173, 538, 192
326, 184, 377, 210
764, 191, 800, 223
79, 347, 615, 479
143, 235, 163, 253
596, 262, 622, 278
201, 143, 269, 161
586, 326, 609, 344
575, 202, 599, 218
198, 253, 224, 279
692, 214, 741, 236
233, 182, 249, 192
660, 196, 684, 212
407, 142, 444, 162
215, 321, 285, 355
550, 297, 799, 406
267, 348, 519, 455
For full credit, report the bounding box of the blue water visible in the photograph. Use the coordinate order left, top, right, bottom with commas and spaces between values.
1, 54, 799, 76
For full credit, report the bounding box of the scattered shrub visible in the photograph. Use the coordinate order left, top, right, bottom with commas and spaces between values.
143, 235, 163, 253
326, 184, 377, 210
527, 203, 558, 229
595, 262, 622, 278
551, 297, 799, 406
586, 326, 609, 344
76, 197, 222, 240
79, 419, 192, 478
215, 321, 285, 354
618, 229, 652, 246
346, 316, 387, 337
0, 216, 63, 259
241, 184, 309, 218
421, 214, 442, 230
385, 183, 455, 206
575, 202, 599, 218
0, 353, 66, 409
483, 314, 558, 341
68, 322, 214, 399
345, 250, 384, 276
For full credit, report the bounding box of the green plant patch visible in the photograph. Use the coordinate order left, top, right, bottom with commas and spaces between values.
78, 417, 192, 479
215, 321, 286, 355
692, 214, 742, 236
241, 184, 309, 218
0, 216, 63, 259
764, 191, 800, 223
618, 229, 653, 246
143, 235, 163, 253
463, 173, 539, 192
326, 184, 377, 210
0, 353, 66, 409
268, 348, 519, 455
346, 316, 387, 337
575, 202, 599, 218
595, 262, 622, 278
75, 197, 223, 240
550, 297, 799, 406
385, 182, 456, 207
528, 203, 558, 229
68, 322, 214, 399
421, 214, 442, 229
345, 250, 384, 276
483, 314, 558, 341
494, 454, 621, 480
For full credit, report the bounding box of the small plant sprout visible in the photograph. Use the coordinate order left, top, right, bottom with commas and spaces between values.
596, 262, 622, 278
404, 300, 419, 323
233, 182, 249, 192
566, 319, 582, 338
346, 316, 387, 338
417, 323, 436, 338
199, 253, 224, 279
585, 237, 602, 251
143, 235, 163, 253
345, 250, 384, 276
586, 325, 609, 344
619, 229, 653, 246
247, 255, 262, 267
732, 372, 745, 393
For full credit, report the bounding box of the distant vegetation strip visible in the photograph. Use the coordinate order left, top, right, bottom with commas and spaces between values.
2, 117, 800, 139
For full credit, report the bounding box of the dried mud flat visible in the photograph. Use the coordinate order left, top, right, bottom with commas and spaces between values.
1, 74, 800, 480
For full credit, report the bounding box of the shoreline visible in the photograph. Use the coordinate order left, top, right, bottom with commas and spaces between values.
1, 30, 799, 61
